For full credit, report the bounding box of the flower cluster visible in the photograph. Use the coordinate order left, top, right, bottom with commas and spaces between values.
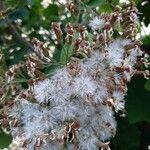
1, 2, 149, 150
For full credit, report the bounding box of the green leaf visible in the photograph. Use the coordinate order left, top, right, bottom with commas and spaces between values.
138, 1, 150, 26
43, 64, 58, 77
112, 118, 140, 150
6, 0, 27, 9
87, 33, 93, 45
126, 77, 150, 124
60, 44, 74, 66
111, 0, 119, 6
134, 0, 142, 5
43, 4, 59, 17
142, 36, 150, 47
144, 79, 150, 91
86, 0, 105, 7
26, 0, 43, 27
113, 29, 120, 38
9, 46, 27, 65
99, 3, 112, 13
42, 4, 59, 23
0, 129, 12, 148
0, 20, 7, 31
27, 0, 38, 6
0, 56, 7, 76
9, 8, 29, 21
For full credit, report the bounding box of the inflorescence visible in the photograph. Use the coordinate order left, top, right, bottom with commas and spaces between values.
0, 1, 149, 150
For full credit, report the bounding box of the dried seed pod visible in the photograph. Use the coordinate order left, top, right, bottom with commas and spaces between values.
52, 22, 63, 43
32, 38, 53, 62
26, 53, 44, 78
67, 59, 81, 76
67, 2, 78, 15
124, 40, 142, 50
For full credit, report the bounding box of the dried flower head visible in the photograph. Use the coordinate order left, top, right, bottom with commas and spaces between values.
2, 1, 149, 150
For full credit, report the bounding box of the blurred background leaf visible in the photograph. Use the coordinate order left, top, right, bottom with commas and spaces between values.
112, 118, 141, 150
126, 77, 150, 124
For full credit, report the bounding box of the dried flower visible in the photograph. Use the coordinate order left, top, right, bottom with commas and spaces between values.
3, 2, 149, 150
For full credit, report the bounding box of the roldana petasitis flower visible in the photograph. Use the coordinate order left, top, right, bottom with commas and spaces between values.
1, 1, 149, 150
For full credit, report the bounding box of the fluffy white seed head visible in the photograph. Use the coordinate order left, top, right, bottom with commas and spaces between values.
89, 16, 105, 30
7, 4, 145, 149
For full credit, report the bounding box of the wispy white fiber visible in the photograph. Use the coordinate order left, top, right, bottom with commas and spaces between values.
89, 16, 105, 30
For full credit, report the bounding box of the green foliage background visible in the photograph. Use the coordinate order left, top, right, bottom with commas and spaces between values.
0, 0, 150, 149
